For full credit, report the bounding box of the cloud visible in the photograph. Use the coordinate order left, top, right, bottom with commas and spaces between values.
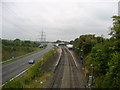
2, 0, 119, 41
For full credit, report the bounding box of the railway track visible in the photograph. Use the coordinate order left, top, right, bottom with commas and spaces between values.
51, 48, 65, 88
49, 46, 85, 88
64, 47, 80, 88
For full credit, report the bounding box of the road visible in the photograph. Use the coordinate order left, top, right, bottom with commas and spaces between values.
2, 43, 53, 84
49, 46, 86, 88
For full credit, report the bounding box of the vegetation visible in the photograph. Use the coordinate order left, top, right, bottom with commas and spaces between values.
0, 38, 2, 62
3, 48, 56, 88
2, 39, 40, 61
55, 40, 69, 44
73, 16, 120, 88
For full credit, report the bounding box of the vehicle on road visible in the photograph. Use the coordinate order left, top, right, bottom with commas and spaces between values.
28, 60, 35, 64
38, 45, 44, 48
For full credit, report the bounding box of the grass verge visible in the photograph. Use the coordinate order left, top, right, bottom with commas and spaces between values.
3, 48, 56, 88
2, 48, 44, 64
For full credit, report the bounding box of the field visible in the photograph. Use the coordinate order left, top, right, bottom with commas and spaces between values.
2, 39, 41, 61
2, 46, 40, 61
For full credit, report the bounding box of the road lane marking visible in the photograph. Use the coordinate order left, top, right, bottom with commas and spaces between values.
1, 65, 33, 87
1, 45, 53, 87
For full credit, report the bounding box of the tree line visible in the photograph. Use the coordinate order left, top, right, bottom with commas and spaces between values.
2, 39, 40, 61
2, 39, 40, 47
73, 16, 120, 88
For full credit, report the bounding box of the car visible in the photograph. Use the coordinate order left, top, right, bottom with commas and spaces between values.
28, 60, 35, 64
38, 45, 44, 48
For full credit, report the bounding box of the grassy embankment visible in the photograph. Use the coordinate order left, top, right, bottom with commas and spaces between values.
0, 47, 1, 62
3, 48, 56, 88
2, 39, 43, 62
2, 46, 40, 61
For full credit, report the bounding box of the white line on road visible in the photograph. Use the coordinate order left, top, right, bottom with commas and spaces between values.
1, 46, 52, 87
1, 64, 34, 87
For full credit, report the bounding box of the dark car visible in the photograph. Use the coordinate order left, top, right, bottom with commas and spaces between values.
28, 60, 35, 64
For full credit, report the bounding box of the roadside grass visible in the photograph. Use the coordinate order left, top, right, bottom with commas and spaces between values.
0, 46, 2, 61
2, 46, 41, 62
24, 72, 52, 88
3, 48, 56, 88
2, 47, 45, 64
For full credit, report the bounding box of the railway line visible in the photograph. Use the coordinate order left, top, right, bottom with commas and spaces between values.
49, 46, 86, 88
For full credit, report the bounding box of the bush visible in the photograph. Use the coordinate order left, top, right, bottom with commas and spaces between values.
85, 41, 120, 88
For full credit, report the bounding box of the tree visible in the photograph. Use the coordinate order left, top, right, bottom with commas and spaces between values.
56, 40, 62, 43
13, 39, 21, 46
73, 34, 97, 56
70, 40, 74, 44
109, 16, 120, 51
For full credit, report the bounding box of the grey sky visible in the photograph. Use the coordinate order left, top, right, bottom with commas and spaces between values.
1, 0, 119, 41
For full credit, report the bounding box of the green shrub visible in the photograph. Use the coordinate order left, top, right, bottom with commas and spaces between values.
4, 78, 23, 88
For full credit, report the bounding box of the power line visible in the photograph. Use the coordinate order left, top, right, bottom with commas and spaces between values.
3, 3, 47, 41
38, 30, 46, 42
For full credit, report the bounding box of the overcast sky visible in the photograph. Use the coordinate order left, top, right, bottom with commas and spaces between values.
1, 0, 119, 41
